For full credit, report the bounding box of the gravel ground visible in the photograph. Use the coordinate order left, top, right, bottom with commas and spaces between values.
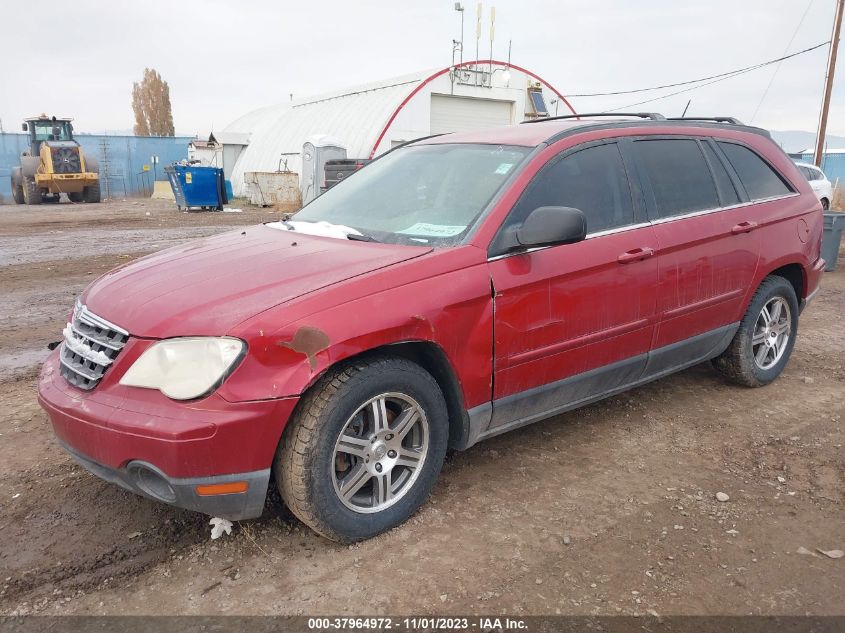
0, 198, 843, 616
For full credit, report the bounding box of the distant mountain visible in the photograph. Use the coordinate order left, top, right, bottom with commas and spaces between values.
769, 130, 845, 154
77, 129, 196, 138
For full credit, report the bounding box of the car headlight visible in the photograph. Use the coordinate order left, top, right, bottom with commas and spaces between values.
119, 337, 245, 400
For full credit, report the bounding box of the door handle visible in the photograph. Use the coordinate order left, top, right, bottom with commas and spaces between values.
617, 247, 655, 264
731, 221, 758, 234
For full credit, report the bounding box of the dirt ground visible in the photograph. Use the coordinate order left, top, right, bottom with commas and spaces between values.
0, 198, 843, 617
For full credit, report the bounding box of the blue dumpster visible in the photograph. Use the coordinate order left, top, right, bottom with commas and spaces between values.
165, 165, 228, 211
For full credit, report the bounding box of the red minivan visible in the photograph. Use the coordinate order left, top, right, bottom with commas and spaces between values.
38, 114, 825, 542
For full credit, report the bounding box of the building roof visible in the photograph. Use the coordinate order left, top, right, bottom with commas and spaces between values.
799, 147, 845, 154
222, 60, 573, 195
224, 71, 427, 182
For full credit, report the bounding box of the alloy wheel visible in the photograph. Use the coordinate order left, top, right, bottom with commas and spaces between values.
752, 296, 791, 371
331, 392, 429, 513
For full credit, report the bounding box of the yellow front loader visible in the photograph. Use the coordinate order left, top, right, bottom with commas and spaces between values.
10, 115, 100, 205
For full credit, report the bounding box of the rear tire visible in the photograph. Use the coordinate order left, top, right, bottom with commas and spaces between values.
11, 177, 24, 204
276, 357, 449, 543
68, 191, 84, 203
712, 275, 799, 387
22, 177, 41, 205
821, 198, 830, 211
84, 182, 101, 203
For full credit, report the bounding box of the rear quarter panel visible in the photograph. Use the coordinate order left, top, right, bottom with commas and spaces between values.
737, 134, 824, 302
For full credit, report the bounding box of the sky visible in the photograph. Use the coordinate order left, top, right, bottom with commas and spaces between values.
1, 0, 842, 139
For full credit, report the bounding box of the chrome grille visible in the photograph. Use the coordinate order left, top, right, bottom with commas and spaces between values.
59, 303, 128, 391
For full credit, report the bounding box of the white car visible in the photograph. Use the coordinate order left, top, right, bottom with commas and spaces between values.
794, 161, 833, 210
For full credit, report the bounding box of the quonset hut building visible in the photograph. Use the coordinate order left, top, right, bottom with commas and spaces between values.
221, 60, 574, 197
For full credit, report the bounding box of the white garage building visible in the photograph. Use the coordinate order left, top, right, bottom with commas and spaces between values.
222, 60, 575, 197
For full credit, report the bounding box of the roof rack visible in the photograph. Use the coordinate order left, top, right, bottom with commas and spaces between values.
522, 112, 666, 124
665, 116, 744, 124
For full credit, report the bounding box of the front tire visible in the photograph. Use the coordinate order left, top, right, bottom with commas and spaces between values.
712, 275, 799, 387
84, 182, 101, 203
276, 357, 448, 542
22, 176, 42, 205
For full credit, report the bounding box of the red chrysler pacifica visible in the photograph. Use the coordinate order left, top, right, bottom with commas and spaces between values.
38, 114, 825, 542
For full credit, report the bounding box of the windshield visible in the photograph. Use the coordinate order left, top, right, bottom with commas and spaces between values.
292, 143, 531, 246
33, 121, 71, 142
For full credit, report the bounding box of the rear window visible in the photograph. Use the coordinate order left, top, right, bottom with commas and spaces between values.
634, 139, 720, 218
806, 166, 824, 181
717, 142, 793, 200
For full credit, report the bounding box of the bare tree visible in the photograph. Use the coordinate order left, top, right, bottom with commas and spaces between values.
131, 68, 175, 137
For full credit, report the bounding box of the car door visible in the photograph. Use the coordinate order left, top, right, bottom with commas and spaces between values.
486, 139, 659, 432
631, 137, 762, 375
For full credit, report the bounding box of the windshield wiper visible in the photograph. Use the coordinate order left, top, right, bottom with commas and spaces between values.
346, 232, 380, 243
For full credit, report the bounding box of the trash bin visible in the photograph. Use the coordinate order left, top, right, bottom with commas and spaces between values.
164, 165, 228, 211
822, 212, 845, 272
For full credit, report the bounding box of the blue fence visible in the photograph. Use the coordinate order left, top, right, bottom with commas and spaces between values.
0, 133, 192, 201
799, 151, 845, 187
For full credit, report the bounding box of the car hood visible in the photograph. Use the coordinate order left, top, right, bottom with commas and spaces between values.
83, 224, 431, 338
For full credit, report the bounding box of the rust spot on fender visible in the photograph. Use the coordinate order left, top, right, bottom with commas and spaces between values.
410, 314, 435, 334
277, 326, 330, 371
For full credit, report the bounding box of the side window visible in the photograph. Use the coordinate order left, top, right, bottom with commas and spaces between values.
702, 142, 740, 206
800, 166, 813, 181
810, 168, 824, 182
634, 139, 720, 217
506, 143, 635, 235
717, 142, 792, 200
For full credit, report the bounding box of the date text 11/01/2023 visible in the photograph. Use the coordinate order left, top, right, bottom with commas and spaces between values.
307, 616, 528, 630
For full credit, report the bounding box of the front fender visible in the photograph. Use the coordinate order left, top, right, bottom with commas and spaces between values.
218, 260, 494, 410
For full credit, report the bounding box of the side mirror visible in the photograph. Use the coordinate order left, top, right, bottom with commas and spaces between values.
22, 123, 28, 132
513, 206, 587, 250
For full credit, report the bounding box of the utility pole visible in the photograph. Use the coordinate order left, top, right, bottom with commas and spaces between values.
814, 0, 844, 167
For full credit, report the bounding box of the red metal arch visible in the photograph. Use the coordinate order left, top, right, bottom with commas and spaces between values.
368, 60, 576, 158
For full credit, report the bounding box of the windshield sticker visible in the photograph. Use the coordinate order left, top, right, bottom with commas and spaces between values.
397, 223, 466, 237
495, 162, 514, 175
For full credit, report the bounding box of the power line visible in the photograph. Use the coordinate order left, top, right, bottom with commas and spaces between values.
566, 41, 829, 98
750, 0, 815, 123
603, 41, 829, 113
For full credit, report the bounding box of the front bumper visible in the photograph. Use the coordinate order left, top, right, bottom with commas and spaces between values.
38, 351, 299, 520
63, 441, 270, 520
36, 172, 98, 193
